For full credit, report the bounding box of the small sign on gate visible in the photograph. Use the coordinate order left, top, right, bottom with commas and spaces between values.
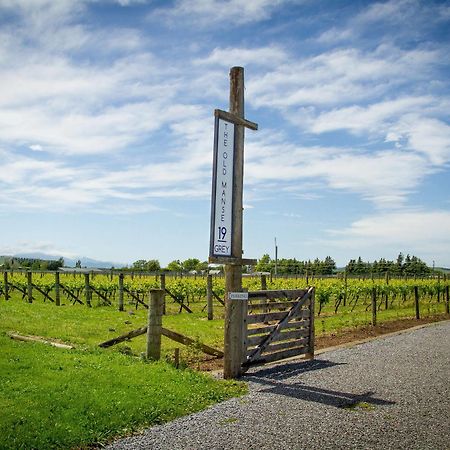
228, 292, 249, 300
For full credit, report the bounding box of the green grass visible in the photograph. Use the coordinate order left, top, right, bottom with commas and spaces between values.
0, 295, 245, 449
1, 286, 447, 448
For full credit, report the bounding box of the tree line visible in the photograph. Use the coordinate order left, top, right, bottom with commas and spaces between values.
254, 253, 433, 276
346, 253, 431, 276
0, 256, 64, 271
0, 253, 437, 277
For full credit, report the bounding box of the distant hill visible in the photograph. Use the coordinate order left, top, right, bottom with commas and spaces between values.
4, 252, 124, 269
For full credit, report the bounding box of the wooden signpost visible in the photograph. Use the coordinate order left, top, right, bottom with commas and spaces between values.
209, 67, 258, 379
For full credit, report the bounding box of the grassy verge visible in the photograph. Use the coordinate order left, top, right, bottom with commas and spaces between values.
0, 296, 245, 449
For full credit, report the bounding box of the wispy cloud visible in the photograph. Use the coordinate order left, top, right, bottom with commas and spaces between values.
150, 0, 295, 27
322, 209, 450, 264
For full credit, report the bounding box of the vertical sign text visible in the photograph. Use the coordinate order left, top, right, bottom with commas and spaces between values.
210, 117, 235, 257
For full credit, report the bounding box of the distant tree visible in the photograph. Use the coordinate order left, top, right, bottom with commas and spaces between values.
256, 254, 273, 273
75, 260, 82, 268
196, 261, 209, 272
47, 258, 64, 270
132, 260, 147, 271
145, 259, 160, 272
322, 256, 336, 275
182, 258, 200, 272
167, 259, 183, 272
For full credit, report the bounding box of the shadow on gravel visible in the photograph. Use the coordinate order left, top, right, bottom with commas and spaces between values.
245, 359, 344, 380
245, 360, 396, 409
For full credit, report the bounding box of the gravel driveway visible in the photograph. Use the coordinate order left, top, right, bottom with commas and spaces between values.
107, 321, 450, 450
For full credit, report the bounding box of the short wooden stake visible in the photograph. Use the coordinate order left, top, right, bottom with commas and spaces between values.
371, 287, 377, 326
55, 271, 60, 306
207, 274, 213, 320
118, 273, 124, 311
146, 289, 164, 360
84, 273, 92, 307
27, 271, 33, 303
414, 286, 420, 320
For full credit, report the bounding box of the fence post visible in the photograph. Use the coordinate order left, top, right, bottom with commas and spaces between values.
160, 273, 166, 315
343, 271, 347, 307
207, 274, 213, 320
306, 288, 315, 359
55, 271, 60, 306
260, 274, 269, 320
27, 271, 33, 303
437, 273, 441, 303
3, 272, 9, 301
414, 286, 420, 320
146, 289, 164, 360
371, 287, 377, 326
446, 285, 449, 315
84, 273, 92, 307
260, 274, 267, 290
118, 273, 124, 311
385, 272, 389, 310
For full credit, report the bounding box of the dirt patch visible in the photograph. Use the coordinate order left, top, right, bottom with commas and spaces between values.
196, 314, 449, 373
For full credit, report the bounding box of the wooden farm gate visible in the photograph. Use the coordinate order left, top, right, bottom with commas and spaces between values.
242, 287, 315, 371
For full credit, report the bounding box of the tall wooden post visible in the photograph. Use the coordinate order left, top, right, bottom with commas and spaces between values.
55, 271, 60, 306
146, 289, 164, 360
224, 67, 246, 379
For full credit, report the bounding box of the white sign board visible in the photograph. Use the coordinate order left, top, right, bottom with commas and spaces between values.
228, 292, 249, 300
210, 117, 235, 257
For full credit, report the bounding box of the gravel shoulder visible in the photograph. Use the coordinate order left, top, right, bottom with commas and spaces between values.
106, 320, 450, 450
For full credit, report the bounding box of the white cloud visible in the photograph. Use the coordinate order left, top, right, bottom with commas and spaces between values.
151, 0, 294, 26
194, 46, 288, 68
307, 96, 434, 135
323, 209, 450, 265
248, 46, 440, 109
244, 130, 434, 208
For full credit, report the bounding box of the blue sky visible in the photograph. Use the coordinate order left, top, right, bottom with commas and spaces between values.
0, 0, 449, 267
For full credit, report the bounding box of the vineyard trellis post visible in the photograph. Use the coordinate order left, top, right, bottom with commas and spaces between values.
446, 285, 449, 315
84, 273, 92, 307
207, 274, 213, 320
414, 286, 420, 319
27, 271, 33, 303
55, 271, 60, 306
146, 289, 164, 360
118, 273, 124, 311
160, 273, 166, 315
4, 271, 9, 300
371, 287, 377, 326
